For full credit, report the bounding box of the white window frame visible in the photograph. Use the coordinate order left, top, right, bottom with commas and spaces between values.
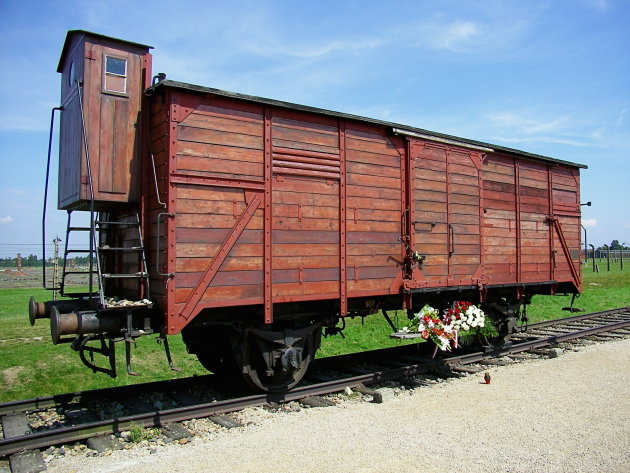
103, 54, 128, 95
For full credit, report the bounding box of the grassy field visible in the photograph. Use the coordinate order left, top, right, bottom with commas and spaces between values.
0, 263, 628, 402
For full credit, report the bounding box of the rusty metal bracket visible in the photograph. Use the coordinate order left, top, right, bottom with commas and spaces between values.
547, 216, 580, 285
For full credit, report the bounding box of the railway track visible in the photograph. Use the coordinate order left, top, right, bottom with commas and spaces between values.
2, 307, 629, 470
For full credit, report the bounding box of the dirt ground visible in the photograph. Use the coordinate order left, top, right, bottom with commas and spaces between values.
45, 337, 630, 473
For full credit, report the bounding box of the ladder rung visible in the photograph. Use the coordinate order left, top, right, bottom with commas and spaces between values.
96, 220, 138, 226
101, 272, 148, 279
63, 270, 97, 275
67, 226, 92, 231
99, 246, 143, 251
66, 249, 95, 253
62, 292, 100, 298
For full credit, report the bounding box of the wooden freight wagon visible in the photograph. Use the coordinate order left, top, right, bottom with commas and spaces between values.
33, 31, 586, 391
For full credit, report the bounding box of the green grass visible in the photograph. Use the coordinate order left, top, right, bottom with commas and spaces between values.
527, 261, 630, 322
1, 263, 628, 402
0, 287, 207, 402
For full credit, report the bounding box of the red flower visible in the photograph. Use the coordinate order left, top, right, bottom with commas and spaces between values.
421, 330, 429, 339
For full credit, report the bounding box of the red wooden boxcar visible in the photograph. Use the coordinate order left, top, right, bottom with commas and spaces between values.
32, 31, 585, 391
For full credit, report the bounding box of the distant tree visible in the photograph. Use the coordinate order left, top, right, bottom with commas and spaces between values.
23, 254, 40, 267
610, 240, 622, 250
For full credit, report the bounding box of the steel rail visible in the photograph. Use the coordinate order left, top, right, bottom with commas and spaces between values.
520, 307, 630, 329
0, 363, 428, 456
1, 307, 629, 457
447, 307, 630, 366
0, 374, 214, 417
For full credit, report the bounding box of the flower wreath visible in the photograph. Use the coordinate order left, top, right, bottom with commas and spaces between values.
402, 301, 486, 355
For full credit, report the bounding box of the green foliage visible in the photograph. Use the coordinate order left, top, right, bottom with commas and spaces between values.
0, 254, 37, 267
0, 256, 90, 268
128, 423, 147, 443
609, 240, 625, 250
456, 318, 499, 347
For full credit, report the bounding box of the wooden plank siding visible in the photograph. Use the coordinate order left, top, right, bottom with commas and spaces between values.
345, 124, 403, 293
480, 153, 581, 290
141, 86, 582, 334
171, 97, 266, 318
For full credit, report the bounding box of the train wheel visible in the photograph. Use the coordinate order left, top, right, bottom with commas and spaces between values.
236, 323, 321, 392
182, 325, 240, 378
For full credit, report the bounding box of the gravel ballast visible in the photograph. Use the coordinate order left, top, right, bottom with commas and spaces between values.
46, 338, 630, 473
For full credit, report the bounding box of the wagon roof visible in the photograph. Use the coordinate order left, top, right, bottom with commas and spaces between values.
150, 80, 587, 170
57, 30, 153, 73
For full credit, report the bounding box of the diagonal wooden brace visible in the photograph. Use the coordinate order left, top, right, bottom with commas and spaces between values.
179, 192, 263, 321
549, 217, 580, 286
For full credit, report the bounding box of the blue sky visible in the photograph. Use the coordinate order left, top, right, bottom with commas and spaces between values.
0, 0, 628, 258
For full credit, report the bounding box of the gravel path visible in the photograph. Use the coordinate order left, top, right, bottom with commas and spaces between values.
46, 338, 630, 473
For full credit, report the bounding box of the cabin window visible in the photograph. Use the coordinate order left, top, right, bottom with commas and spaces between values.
104, 55, 127, 94
68, 61, 76, 87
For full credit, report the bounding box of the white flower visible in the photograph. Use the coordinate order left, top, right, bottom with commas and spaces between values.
401, 326, 410, 333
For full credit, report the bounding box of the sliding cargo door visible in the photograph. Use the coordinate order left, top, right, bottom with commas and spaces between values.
410, 141, 482, 287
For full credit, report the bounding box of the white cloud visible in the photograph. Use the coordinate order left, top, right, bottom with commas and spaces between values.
0, 216, 13, 224
582, 218, 598, 228
3, 188, 28, 196
486, 112, 571, 134
583, 0, 612, 11
489, 135, 592, 147
484, 109, 611, 149
426, 21, 481, 52
615, 107, 627, 129
242, 38, 384, 59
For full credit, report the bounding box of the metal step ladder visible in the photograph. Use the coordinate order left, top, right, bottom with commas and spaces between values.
60, 211, 150, 309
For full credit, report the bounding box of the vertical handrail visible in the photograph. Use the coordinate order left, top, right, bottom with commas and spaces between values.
60, 211, 72, 295
156, 212, 175, 277
145, 94, 167, 210
42, 106, 63, 289
135, 212, 151, 299
76, 80, 104, 307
